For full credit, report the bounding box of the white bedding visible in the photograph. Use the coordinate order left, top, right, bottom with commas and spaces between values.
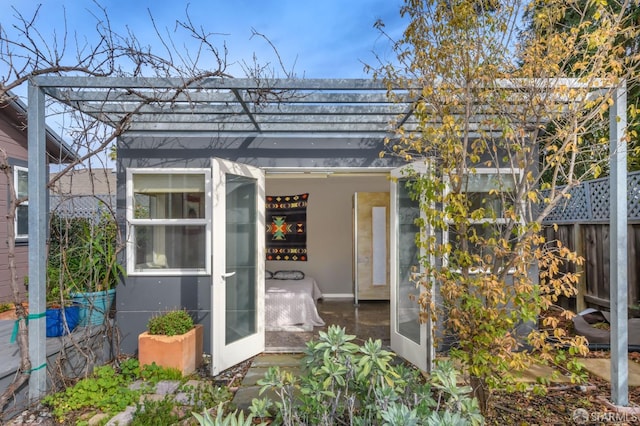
265, 277, 325, 331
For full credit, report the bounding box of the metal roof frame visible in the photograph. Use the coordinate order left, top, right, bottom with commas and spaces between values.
36, 77, 411, 138
23, 76, 630, 408
28, 77, 611, 140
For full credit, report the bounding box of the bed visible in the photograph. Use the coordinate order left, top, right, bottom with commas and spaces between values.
265, 275, 325, 331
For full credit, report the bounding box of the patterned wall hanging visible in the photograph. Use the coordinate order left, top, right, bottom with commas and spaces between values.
265, 193, 308, 261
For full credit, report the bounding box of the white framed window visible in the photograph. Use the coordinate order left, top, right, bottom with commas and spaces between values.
14, 166, 29, 241
126, 168, 211, 275
444, 168, 522, 273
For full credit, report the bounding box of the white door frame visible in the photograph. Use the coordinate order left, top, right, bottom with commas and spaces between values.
210, 158, 265, 375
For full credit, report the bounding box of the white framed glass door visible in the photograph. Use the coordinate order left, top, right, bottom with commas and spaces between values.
390, 163, 433, 372
211, 158, 265, 375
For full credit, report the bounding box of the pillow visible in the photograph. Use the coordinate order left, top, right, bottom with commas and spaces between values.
266, 270, 274, 279
273, 270, 305, 280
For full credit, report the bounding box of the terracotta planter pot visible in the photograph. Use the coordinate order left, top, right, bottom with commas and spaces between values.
138, 323, 203, 375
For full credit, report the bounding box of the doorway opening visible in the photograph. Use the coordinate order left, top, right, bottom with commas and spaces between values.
265, 299, 390, 352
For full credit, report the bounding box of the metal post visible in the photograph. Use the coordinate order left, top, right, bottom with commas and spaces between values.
27, 82, 48, 401
610, 81, 628, 406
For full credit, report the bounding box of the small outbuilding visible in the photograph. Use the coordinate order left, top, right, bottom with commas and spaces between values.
25, 77, 628, 398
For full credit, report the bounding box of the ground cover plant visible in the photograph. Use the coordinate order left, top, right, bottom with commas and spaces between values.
40, 326, 482, 426
41, 358, 232, 425
250, 325, 483, 425
9, 323, 640, 424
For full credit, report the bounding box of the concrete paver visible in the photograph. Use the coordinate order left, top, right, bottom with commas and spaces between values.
233, 353, 303, 411
249, 353, 304, 367
515, 363, 573, 384
579, 357, 640, 387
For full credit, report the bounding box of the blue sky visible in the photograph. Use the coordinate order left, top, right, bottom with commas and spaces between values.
1, 0, 407, 78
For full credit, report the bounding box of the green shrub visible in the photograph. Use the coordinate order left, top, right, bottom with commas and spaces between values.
42, 364, 143, 423
180, 381, 233, 411
147, 309, 194, 336
42, 359, 188, 423
131, 396, 181, 426
139, 362, 183, 384
119, 357, 142, 381
47, 212, 124, 299
249, 324, 484, 425
193, 403, 258, 426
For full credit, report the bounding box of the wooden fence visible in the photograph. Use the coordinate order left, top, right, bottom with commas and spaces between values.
542, 171, 640, 313
543, 223, 640, 313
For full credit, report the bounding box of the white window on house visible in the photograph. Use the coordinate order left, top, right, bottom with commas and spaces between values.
445, 169, 521, 272
127, 169, 210, 275
14, 166, 29, 241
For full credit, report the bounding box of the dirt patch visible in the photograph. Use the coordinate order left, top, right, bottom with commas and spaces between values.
0, 303, 27, 320
486, 358, 640, 425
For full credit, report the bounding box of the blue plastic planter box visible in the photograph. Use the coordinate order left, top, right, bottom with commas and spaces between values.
46, 305, 80, 337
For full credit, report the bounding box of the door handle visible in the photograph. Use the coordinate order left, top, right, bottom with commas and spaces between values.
221, 272, 236, 279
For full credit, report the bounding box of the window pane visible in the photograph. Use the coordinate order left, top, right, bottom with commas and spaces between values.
133, 173, 205, 193
133, 224, 206, 270
448, 223, 516, 263
463, 173, 515, 192
134, 192, 205, 219
464, 173, 515, 218
468, 192, 509, 217
17, 169, 28, 198
16, 205, 28, 236
133, 173, 206, 219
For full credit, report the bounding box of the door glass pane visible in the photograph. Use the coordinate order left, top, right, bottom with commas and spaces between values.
397, 179, 421, 344
225, 174, 257, 344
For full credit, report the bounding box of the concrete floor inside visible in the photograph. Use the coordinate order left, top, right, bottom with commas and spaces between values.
265, 299, 390, 352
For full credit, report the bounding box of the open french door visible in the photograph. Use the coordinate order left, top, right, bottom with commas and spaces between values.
390, 163, 433, 372
210, 158, 265, 375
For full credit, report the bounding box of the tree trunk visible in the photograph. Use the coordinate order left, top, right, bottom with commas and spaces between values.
470, 375, 488, 415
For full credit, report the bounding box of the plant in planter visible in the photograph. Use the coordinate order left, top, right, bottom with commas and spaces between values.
41, 265, 80, 338
138, 309, 204, 376
48, 211, 124, 326
45, 304, 80, 338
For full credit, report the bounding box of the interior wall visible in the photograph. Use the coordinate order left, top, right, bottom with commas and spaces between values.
266, 174, 389, 297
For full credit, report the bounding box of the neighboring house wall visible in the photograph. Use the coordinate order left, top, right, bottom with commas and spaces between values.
0, 108, 30, 303
50, 168, 116, 221
115, 135, 402, 354
51, 168, 116, 196
0, 98, 74, 304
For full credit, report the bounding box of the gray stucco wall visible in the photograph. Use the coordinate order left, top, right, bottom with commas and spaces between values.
116, 276, 211, 356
